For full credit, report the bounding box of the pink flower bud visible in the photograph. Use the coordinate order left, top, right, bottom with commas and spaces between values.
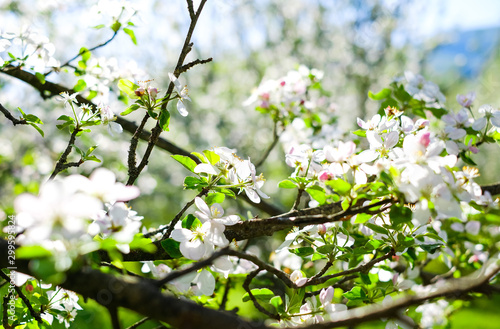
319, 171, 333, 181
469, 146, 479, 154
148, 86, 158, 99
318, 224, 327, 235
280, 81, 286, 87
418, 132, 431, 147
135, 87, 145, 97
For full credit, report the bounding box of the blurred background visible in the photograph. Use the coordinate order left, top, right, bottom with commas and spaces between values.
1, 0, 500, 327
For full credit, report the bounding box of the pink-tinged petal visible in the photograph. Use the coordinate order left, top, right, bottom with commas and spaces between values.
213, 255, 233, 271
320, 287, 334, 305
171, 228, 194, 243
180, 239, 206, 260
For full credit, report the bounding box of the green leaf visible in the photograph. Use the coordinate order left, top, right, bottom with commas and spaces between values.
57, 115, 74, 122
24, 114, 42, 124
129, 236, 157, 253
123, 27, 137, 45
368, 88, 391, 100
270, 296, 284, 312
326, 179, 351, 196
364, 223, 389, 235
419, 243, 442, 254
205, 192, 225, 205
191, 152, 208, 163
182, 214, 201, 230
172, 155, 198, 173
73, 79, 87, 92
306, 186, 326, 205
29, 123, 45, 137
216, 188, 236, 198
184, 176, 208, 189
288, 247, 314, 257
343, 286, 368, 301
278, 179, 297, 189
159, 110, 170, 131
84, 155, 101, 162
80, 47, 91, 62
354, 212, 372, 224
389, 205, 412, 227
35, 72, 46, 85
92, 24, 105, 29
316, 244, 336, 255
160, 239, 183, 258
120, 103, 141, 116
16, 246, 52, 259
203, 150, 220, 165
352, 129, 366, 137
242, 288, 275, 303
341, 198, 350, 211
117, 79, 139, 98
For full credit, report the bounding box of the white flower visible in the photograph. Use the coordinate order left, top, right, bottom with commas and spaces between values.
194, 197, 240, 226
456, 92, 476, 107
168, 72, 191, 116
65, 168, 140, 203
57, 92, 79, 107
89, 202, 143, 253
290, 270, 307, 287
98, 104, 122, 135
171, 223, 214, 260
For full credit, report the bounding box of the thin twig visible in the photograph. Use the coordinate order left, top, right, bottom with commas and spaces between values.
0, 103, 27, 125
46, 30, 119, 76
219, 278, 231, 310
2, 293, 13, 329
155, 247, 230, 286
255, 121, 280, 168
126, 317, 151, 329
305, 249, 395, 286
129, 0, 208, 186
186, 0, 195, 19
177, 57, 213, 75
158, 188, 209, 239
243, 269, 280, 320
127, 114, 150, 184
49, 128, 81, 180
292, 188, 305, 211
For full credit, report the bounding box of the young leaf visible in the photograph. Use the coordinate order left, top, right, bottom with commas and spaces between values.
118, 79, 139, 98
120, 103, 141, 116
203, 150, 220, 165
159, 110, 170, 131
160, 239, 183, 258
123, 27, 137, 45
278, 179, 297, 189
171, 154, 198, 172
242, 288, 275, 303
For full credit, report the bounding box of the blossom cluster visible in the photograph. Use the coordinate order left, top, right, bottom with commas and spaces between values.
192, 146, 269, 203
14, 168, 141, 270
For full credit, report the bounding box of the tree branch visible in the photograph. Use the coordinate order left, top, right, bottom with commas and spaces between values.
0, 102, 27, 125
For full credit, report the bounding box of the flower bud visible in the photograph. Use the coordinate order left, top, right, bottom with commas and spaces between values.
135, 87, 146, 97
318, 224, 327, 235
